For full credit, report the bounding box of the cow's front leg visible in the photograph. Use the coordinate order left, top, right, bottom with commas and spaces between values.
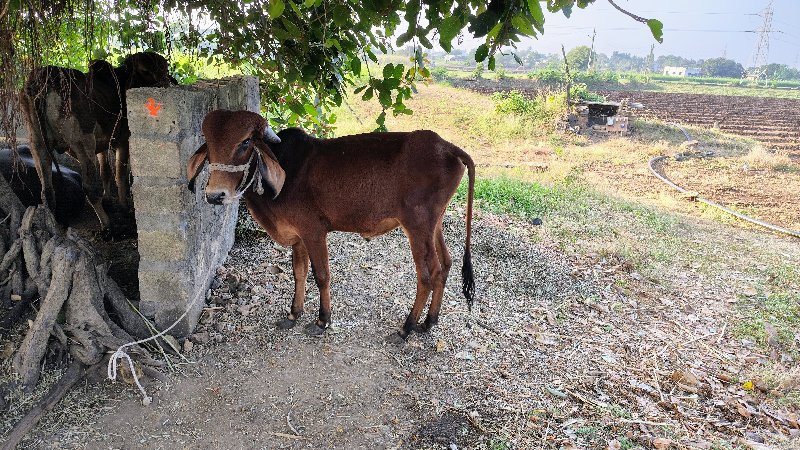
276, 242, 309, 330
303, 234, 331, 336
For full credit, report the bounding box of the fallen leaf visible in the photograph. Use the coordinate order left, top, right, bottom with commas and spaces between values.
546, 386, 567, 398
607, 439, 622, 450
653, 437, 672, 449
670, 370, 700, 387
435, 339, 446, 352
742, 287, 758, 297
736, 403, 751, 418
264, 265, 283, 274
742, 380, 754, 391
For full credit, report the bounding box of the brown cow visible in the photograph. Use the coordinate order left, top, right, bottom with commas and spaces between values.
187, 110, 476, 339
19, 52, 175, 231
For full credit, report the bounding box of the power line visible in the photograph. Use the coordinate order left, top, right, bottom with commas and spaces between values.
751, 0, 774, 75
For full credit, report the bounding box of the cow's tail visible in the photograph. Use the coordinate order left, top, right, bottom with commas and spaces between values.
450, 145, 476, 311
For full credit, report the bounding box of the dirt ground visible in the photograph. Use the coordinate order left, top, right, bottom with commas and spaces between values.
3, 202, 800, 449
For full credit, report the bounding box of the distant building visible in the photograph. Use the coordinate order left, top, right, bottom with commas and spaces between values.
663, 66, 701, 77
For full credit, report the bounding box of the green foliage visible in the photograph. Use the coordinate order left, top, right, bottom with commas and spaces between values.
491, 90, 566, 125
472, 63, 485, 80
570, 83, 605, 102
4, 0, 664, 134
495, 66, 509, 80
701, 57, 745, 78
566, 45, 592, 71
430, 67, 449, 81
527, 68, 564, 82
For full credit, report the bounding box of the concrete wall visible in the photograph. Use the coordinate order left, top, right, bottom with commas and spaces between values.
126, 76, 259, 336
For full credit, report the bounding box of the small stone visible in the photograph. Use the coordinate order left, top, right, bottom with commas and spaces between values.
183, 340, 194, 353
191, 332, 211, 344
1, 342, 14, 359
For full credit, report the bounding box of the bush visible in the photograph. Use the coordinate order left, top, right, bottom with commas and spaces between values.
431, 67, 449, 81
472, 64, 484, 79
527, 68, 565, 83
570, 83, 606, 102
495, 67, 509, 80
490, 90, 567, 127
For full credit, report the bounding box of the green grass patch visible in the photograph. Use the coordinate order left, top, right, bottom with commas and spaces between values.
455, 176, 689, 275
733, 292, 800, 351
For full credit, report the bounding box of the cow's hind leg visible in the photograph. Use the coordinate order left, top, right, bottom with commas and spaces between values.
74, 134, 110, 231
303, 235, 332, 336
277, 242, 309, 330
420, 220, 452, 332
394, 227, 441, 340
114, 140, 131, 209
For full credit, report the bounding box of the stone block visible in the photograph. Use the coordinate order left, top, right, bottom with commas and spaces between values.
129, 76, 258, 338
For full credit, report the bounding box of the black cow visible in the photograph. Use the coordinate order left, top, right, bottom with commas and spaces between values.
0, 146, 84, 226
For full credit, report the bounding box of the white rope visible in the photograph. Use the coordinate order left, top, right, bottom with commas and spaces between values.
107, 182, 238, 405
107, 148, 268, 404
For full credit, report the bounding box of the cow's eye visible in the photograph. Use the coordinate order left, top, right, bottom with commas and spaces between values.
238, 139, 251, 151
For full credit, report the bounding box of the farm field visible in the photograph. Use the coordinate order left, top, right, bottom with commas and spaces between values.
448, 77, 800, 157
4, 83, 799, 449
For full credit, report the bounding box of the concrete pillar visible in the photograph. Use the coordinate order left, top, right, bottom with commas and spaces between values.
126, 76, 259, 336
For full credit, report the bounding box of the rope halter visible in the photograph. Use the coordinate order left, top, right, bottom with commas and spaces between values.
207, 148, 265, 199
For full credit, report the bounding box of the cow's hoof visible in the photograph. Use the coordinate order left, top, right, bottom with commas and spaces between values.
411, 322, 430, 334
276, 317, 297, 330
384, 331, 408, 345
304, 321, 328, 336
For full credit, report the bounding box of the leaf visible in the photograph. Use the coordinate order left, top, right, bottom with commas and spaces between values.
350, 57, 361, 75
361, 87, 373, 101
742, 379, 754, 391
332, 5, 350, 26
267, 0, 285, 19
647, 19, 664, 43
653, 438, 672, 449
511, 14, 534, 35
546, 386, 567, 398
438, 15, 461, 48
487, 55, 496, 71
527, 0, 545, 30
382, 63, 394, 79
474, 44, 489, 62
303, 103, 317, 117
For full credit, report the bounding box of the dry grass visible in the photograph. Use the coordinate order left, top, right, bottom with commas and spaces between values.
741, 146, 794, 170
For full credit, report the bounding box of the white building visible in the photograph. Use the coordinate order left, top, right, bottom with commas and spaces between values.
663, 66, 702, 77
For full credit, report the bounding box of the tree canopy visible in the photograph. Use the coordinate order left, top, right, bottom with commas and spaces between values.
701, 57, 744, 78
1, 0, 663, 134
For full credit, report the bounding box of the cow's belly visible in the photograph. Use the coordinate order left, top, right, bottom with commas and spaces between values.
357, 218, 401, 239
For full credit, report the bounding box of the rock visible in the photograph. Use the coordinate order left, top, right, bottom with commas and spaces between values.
183, 339, 194, 353
1, 342, 14, 359
191, 331, 211, 344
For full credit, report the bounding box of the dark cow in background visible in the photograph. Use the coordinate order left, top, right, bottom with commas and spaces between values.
0, 146, 84, 226
19, 52, 175, 232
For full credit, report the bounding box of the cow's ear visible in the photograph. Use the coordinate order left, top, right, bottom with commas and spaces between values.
253, 140, 285, 199
187, 143, 207, 192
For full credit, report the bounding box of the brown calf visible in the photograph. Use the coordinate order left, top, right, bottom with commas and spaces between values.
188, 110, 475, 339
19, 52, 175, 231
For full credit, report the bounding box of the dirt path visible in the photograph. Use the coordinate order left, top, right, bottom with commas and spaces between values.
3, 204, 799, 449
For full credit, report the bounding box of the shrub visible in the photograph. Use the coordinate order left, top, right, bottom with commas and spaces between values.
431, 67, 449, 81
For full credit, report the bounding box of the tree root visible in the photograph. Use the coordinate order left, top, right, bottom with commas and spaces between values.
0, 172, 170, 443
0, 361, 91, 450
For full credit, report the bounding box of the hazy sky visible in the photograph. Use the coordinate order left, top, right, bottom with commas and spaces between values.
459, 0, 800, 67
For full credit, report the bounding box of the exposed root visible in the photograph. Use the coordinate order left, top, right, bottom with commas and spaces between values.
0, 361, 90, 450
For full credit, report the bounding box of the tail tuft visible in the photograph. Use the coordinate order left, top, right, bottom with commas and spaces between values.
461, 248, 475, 311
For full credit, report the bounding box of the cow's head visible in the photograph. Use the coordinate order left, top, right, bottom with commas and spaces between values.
122, 52, 175, 89
187, 110, 285, 205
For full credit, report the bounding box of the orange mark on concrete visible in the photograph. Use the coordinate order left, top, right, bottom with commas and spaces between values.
145, 98, 162, 117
